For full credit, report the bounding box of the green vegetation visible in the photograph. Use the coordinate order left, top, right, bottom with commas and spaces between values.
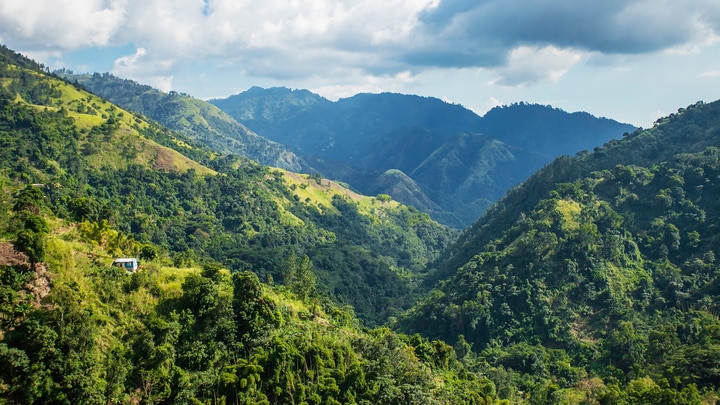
210, 88, 634, 228
401, 100, 720, 403
4, 44, 720, 403
0, 44, 497, 404
0, 45, 456, 327
61, 71, 310, 173
0, 231, 493, 404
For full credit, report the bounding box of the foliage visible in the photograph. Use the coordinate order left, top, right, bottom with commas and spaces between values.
0, 45, 454, 326
0, 46, 473, 403
5, 44, 720, 402
60, 71, 311, 173
0, 221, 495, 404
401, 99, 720, 401
209, 87, 634, 228
11, 186, 49, 264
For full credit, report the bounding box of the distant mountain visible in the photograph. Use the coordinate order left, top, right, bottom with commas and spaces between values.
211, 87, 636, 227
59, 73, 312, 172
480, 102, 638, 158
400, 100, 720, 400
211, 88, 482, 161
210, 86, 332, 141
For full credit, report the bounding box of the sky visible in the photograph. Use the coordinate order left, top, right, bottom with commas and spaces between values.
1, 0, 719, 127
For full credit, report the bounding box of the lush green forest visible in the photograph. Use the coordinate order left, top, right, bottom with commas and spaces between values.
60, 72, 311, 173
400, 100, 720, 403
0, 45, 498, 404
3, 43, 720, 404
0, 45, 456, 327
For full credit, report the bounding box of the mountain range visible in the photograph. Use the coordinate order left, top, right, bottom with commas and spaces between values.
211, 87, 636, 227
3, 43, 720, 403
60, 72, 313, 173
60, 74, 635, 228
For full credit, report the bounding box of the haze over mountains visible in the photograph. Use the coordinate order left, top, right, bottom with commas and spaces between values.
61, 71, 635, 228
215, 87, 638, 227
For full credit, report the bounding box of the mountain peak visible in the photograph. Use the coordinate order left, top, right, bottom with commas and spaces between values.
213, 90, 634, 227
230, 86, 326, 101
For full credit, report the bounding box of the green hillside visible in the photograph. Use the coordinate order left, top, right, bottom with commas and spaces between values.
61, 72, 312, 173
0, 44, 456, 327
5, 43, 720, 404
400, 100, 720, 403
0, 45, 507, 404
0, 203, 490, 404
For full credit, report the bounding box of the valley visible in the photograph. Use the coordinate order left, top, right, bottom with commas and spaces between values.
2, 44, 720, 404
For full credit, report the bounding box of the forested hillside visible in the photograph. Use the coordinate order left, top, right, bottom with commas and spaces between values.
0, 45, 508, 404
211, 87, 635, 228
400, 100, 720, 403
0, 199, 489, 404
0, 45, 455, 327
60, 72, 312, 173
4, 43, 720, 404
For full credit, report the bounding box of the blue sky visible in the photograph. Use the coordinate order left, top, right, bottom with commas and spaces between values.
1, 0, 719, 127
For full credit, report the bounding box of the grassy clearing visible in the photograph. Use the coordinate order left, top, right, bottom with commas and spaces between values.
556, 199, 583, 232
280, 170, 399, 217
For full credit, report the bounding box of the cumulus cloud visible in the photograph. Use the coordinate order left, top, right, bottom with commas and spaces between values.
0, 0, 126, 49
1, 0, 718, 89
414, 0, 720, 55
488, 46, 586, 87
311, 70, 417, 100
111, 47, 175, 91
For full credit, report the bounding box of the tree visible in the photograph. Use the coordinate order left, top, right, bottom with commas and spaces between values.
12, 185, 45, 214
11, 186, 49, 264
292, 254, 317, 301
233, 271, 278, 345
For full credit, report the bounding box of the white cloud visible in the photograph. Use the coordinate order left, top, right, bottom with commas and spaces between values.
0, 0, 126, 49
1, 0, 719, 94
145, 75, 174, 92
111, 47, 174, 90
310, 70, 418, 100
488, 46, 586, 87
312, 83, 384, 101
113, 47, 147, 70
486, 96, 503, 110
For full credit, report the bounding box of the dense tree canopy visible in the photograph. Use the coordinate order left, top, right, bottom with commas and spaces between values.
0, 45, 455, 326
401, 100, 720, 402
3, 44, 720, 403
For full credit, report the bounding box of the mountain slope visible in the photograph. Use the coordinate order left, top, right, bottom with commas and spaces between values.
480, 102, 636, 159
0, 182, 486, 404
1, 61, 213, 177
212, 87, 635, 228
61, 72, 312, 172
0, 45, 506, 404
436, 101, 717, 280
0, 45, 455, 326
399, 100, 720, 401
1, 237, 496, 403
